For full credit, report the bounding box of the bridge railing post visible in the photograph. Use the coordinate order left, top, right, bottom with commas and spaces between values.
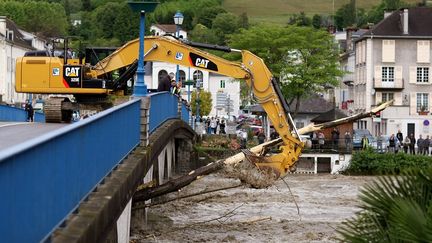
137, 96, 151, 146
177, 97, 182, 118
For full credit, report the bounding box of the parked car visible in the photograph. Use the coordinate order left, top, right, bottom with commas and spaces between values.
352, 129, 375, 149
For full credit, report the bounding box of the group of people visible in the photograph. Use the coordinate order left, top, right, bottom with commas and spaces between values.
204, 117, 226, 134
310, 128, 353, 151
157, 72, 183, 96
378, 130, 431, 155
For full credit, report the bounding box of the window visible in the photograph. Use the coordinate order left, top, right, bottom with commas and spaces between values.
416, 93, 429, 112
220, 80, 225, 89
382, 67, 394, 82
193, 70, 203, 88
416, 67, 429, 83
382, 92, 394, 102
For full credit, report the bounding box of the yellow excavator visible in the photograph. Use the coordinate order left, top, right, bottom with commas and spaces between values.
15, 36, 303, 177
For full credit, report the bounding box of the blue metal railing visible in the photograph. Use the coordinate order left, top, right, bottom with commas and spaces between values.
181, 101, 190, 124
148, 92, 179, 133
0, 104, 45, 122
0, 99, 141, 243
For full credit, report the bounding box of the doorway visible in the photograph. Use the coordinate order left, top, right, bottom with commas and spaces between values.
407, 123, 415, 137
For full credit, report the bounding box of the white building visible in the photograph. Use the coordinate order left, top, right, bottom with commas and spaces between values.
0, 16, 46, 104
352, 7, 432, 137
150, 24, 187, 39
146, 62, 240, 117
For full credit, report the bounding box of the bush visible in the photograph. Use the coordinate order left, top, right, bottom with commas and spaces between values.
344, 148, 432, 175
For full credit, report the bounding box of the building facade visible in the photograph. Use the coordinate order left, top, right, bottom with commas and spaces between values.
353, 7, 432, 137
0, 16, 46, 105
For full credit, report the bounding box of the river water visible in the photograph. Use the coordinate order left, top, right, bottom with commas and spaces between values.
131, 173, 377, 242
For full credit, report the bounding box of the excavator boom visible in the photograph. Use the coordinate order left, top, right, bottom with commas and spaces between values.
16, 36, 303, 177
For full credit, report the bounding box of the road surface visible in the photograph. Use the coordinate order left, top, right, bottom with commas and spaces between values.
0, 122, 66, 151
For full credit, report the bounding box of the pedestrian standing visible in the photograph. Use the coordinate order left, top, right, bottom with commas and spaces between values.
361, 135, 369, 150
344, 131, 351, 151
219, 119, 226, 134
388, 134, 396, 153
403, 135, 410, 153
157, 72, 174, 92
331, 128, 340, 150
210, 117, 217, 134
311, 132, 318, 149
409, 133, 416, 154
423, 135, 430, 155
396, 129, 403, 145
25, 100, 34, 122
318, 131, 325, 151
417, 135, 424, 155
377, 133, 384, 153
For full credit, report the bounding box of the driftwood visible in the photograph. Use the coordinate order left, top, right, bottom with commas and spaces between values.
133, 100, 392, 202
133, 160, 224, 202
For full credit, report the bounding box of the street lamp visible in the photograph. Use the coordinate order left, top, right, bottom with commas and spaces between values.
127, 1, 159, 96
173, 10, 183, 84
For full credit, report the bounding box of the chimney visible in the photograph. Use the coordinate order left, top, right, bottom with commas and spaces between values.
402, 9, 409, 35
346, 27, 357, 52
0, 16, 6, 37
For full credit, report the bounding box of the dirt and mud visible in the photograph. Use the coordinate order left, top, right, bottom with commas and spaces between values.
131, 173, 377, 242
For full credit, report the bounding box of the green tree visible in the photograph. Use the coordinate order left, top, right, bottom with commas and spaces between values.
239, 12, 249, 29
189, 24, 219, 44
212, 12, 241, 45
334, 0, 356, 30
194, 5, 226, 28
338, 167, 432, 242
0, 0, 68, 37
312, 14, 322, 29
288, 12, 311, 26
228, 24, 342, 115
384, 0, 401, 10
191, 90, 212, 116
82, 0, 92, 11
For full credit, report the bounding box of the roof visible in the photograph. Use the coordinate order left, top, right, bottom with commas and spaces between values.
2, 17, 34, 50
311, 108, 348, 123
152, 24, 177, 33
358, 7, 432, 41
293, 94, 334, 114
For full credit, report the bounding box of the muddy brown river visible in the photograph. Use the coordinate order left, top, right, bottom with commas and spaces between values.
131, 173, 377, 242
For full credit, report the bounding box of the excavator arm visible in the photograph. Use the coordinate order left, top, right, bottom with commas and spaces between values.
15, 36, 303, 176
94, 36, 303, 176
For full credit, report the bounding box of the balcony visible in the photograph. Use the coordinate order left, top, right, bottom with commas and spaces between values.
373, 78, 404, 90
342, 73, 354, 86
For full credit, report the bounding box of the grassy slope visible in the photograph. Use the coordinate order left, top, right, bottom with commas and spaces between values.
223, 0, 421, 24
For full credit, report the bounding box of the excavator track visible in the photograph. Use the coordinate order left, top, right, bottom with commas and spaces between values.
44, 98, 63, 123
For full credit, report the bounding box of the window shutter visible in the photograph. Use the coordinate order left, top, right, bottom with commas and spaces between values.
376, 92, 382, 104
409, 66, 417, 83
395, 66, 403, 87
374, 66, 382, 87
394, 92, 402, 106
410, 92, 417, 115
417, 40, 430, 63
429, 93, 432, 112
382, 40, 395, 63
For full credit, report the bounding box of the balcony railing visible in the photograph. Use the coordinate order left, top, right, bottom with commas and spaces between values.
374, 78, 404, 89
